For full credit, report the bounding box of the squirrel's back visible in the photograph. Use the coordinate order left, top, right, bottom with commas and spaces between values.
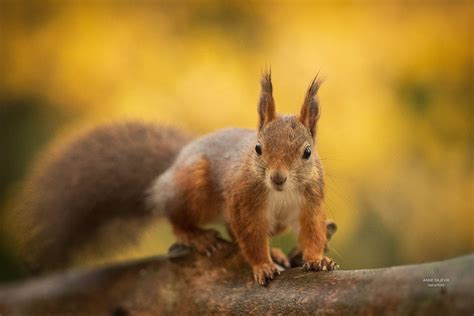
148, 128, 256, 223
169, 127, 256, 186
8, 121, 190, 273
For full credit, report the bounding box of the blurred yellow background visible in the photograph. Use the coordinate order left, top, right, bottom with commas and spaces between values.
0, 1, 472, 280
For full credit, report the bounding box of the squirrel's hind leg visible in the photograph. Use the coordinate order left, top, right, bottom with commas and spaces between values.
270, 248, 291, 269
165, 157, 226, 256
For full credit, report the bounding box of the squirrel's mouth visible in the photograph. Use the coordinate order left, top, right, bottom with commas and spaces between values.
272, 183, 285, 192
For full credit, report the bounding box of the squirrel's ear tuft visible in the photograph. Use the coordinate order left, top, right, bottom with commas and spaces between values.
258, 69, 276, 130
299, 76, 322, 138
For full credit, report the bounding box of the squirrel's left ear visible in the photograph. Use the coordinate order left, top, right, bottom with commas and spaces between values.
299, 76, 322, 138
258, 70, 276, 130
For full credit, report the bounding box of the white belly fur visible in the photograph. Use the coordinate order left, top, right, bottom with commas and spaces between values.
266, 189, 303, 235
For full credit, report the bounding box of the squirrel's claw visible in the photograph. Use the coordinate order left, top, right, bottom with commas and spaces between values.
178, 228, 228, 257
253, 262, 280, 287
205, 244, 217, 256
302, 256, 338, 272
329, 260, 339, 271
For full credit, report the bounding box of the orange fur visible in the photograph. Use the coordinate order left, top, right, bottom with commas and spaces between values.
169, 157, 222, 248
299, 202, 327, 262
227, 174, 271, 266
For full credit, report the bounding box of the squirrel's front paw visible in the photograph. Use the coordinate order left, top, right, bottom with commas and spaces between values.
302, 256, 339, 272
253, 263, 280, 287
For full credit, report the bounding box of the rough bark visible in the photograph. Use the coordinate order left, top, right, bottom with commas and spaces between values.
0, 244, 472, 316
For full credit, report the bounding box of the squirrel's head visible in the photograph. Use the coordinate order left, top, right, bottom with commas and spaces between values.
254, 70, 322, 192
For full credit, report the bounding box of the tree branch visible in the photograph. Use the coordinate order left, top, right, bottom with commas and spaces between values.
0, 243, 472, 315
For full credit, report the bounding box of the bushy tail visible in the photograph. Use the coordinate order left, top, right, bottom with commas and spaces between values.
7, 122, 190, 274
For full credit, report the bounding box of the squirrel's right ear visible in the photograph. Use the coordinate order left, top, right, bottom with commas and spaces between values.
299, 76, 322, 138
258, 70, 276, 130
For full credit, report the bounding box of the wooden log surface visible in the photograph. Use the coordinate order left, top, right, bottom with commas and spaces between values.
0, 243, 472, 315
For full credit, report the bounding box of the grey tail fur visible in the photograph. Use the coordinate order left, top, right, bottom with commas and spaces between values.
7, 121, 191, 274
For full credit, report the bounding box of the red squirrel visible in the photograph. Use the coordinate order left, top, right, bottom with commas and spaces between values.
9, 71, 337, 286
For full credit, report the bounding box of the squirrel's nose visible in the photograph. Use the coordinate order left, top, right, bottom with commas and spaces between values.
270, 172, 287, 186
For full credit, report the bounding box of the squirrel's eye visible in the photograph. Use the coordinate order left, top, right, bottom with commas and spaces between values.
302, 146, 311, 159
255, 143, 262, 155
